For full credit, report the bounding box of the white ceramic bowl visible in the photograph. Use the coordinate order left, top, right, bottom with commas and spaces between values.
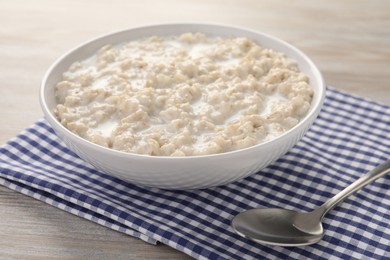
40, 23, 325, 190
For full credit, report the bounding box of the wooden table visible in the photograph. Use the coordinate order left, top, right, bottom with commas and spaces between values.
1, 1, 389, 258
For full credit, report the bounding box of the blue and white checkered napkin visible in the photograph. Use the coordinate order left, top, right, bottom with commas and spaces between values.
1, 87, 389, 259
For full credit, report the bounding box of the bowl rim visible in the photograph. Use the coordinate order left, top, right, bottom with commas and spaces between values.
40, 22, 326, 161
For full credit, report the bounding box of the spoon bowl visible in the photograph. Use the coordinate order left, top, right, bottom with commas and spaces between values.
231, 159, 390, 246
232, 208, 324, 246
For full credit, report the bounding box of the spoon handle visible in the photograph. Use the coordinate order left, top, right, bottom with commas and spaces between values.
313, 159, 390, 220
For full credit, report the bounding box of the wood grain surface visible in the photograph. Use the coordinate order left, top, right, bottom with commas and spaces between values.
0, 1, 389, 259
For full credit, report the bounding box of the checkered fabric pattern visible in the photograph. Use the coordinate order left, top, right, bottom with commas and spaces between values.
1, 87, 389, 259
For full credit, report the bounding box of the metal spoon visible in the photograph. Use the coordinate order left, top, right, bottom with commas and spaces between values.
231, 159, 390, 246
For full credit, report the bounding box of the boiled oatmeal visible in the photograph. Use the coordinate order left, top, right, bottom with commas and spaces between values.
54, 33, 314, 156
